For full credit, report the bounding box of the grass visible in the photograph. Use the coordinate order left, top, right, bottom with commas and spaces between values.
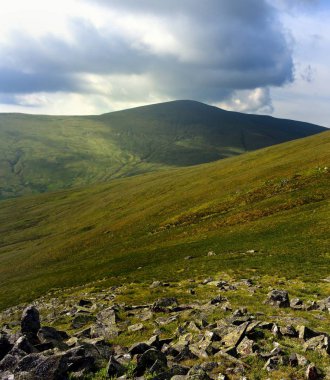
0, 100, 325, 199
0, 130, 329, 310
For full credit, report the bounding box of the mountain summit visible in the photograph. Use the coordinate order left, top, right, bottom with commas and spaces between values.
0, 100, 325, 199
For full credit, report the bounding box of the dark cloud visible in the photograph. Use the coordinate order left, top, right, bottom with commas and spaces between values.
0, 0, 294, 110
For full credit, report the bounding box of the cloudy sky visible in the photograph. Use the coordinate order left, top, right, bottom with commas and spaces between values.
0, 0, 329, 127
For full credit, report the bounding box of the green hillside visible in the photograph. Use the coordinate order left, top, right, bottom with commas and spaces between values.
0, 130, 329, 310
0, 100, 325, 199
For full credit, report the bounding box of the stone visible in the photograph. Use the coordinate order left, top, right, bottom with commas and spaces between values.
71, 313, 96, 329
264, 290, 290, 308
290, 298, 304, 309
289, 353, 298, 367
187, 365, 211, 380
236, 337, 257, 356
129, 342, 151, 356
21, 306, 40, 341
280, 325, 297, 338
152, 297, 178, 311
33, 354, 68, 380
221, 322, 250, 348
78, 299, 93, 307
61, 346, 96, 375
263, 356, 280, 371
128, 323, 144, 332
150, 281, 163, 288
210, 295, 226, 305
147, 335, 162, 350
296, 353, 309, 366
306, 363, 321, 380
207, 251, 216, 256
0, 353, 22, 373
15, 353, 47, 373
0, 334, 12, 361
135, 348, 167, 376
297, 325, 321, 341
12, 336, 36, 354
38, 326, 69, 343
107, 355, 125, 378
304, 334, 330, 355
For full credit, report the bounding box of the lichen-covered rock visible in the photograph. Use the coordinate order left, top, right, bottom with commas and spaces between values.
264, 290, 290, 308
152, 297, 178, 311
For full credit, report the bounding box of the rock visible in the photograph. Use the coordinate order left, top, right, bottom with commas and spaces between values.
207, 251, 216, 257
187, 365, 211, 380
21, 306, 40, 341
202, 278, 214, 285
0, 353, 22, 373
289, 353, 298, 367
15, 353, 47, 373
297, 325, 322, 341
152, 297, 178, 312
0, 371, 15, 380
71, 313, 96, 329
128, 323, 144, 332
33, 354, 68, 380
263, 356, 280, 371
12, 336, 36, 354
290, 298, 304, 309
280, 325, 297, 338
305, 301, 320, 311
264, 290, 290, 308
306, 363, 321, 380
221, 322, 250, 348
236, 337, 257, 356
296, 353, 309, 366
240, 278, 253, 287
129, 342, 151, 356
316, 296, 330, 312
135, 348, 167, 376
210, 295, 227, 305
172, 345, 198, 362
304, 334, 330, 355
271, 323, 282, 338
189, 344, 209, 359
91, 307, 120, 339
61, 346, 96, 376
78, 299, 93, 307
106, 355, 125, 378
0, 334, 12, 361
232, 308, 248, 318
97, 307, 119, 324
38, 326, 69, 344
150, 281, 163, 288
147, 335, 162, 350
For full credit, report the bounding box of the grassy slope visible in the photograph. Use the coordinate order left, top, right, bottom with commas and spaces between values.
0, 130, 329, 310
0, 100, 325, 199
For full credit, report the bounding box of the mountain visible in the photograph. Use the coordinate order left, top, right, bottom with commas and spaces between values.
0, 129, 329, 309
0, 100, 326, 199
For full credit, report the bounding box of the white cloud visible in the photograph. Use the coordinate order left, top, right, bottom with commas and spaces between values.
216, 88, 273, 114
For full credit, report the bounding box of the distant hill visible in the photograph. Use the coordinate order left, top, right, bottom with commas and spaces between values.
0, 100, 326, 199
0, 130, 329, 309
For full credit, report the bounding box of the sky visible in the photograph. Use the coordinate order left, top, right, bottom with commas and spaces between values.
0, 0, 329, 127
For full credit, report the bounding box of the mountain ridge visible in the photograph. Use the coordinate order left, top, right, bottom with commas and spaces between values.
0, 100, 326, 200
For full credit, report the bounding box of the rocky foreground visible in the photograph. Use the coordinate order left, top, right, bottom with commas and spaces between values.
0, 277, 330, 379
